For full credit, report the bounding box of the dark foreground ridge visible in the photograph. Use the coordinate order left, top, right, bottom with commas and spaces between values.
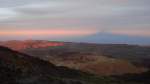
0, 46, 150, 84
0, 46, 89, 84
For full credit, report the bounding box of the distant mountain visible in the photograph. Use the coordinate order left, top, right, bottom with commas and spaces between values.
74, 33, 150, 45
0, 40, 149, 76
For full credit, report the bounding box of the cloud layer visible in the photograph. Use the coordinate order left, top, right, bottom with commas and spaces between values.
0, 0, 150, 44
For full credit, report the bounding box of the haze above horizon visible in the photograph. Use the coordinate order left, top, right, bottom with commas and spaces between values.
0, 0, 150, 45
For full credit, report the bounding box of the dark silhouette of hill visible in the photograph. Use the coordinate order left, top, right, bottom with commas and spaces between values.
0, 46, 98, 84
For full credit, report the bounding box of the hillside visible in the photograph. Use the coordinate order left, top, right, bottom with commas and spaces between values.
0, 46, 86, 84
0, 40, 149, 75
0, 46, 150, 84
0, 46, 117, 84
49, 55, 146, 75
0, 40, 149, 76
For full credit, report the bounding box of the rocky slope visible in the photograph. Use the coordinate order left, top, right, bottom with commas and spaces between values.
49, 55, 146, 75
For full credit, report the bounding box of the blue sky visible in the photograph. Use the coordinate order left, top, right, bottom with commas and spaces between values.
0, 0, 150, 44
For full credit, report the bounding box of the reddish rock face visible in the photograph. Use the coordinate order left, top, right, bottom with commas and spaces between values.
0, 40, 64, 51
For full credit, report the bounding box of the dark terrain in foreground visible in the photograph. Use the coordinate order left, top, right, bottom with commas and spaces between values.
0, 46, 150, 84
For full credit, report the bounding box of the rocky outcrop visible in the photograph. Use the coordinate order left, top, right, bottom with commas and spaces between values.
0, 40, 64, 50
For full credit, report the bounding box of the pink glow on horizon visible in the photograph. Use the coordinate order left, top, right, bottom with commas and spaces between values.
0, 29, 98, 37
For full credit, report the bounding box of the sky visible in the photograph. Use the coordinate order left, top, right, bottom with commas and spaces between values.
0, 0, 150, 45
